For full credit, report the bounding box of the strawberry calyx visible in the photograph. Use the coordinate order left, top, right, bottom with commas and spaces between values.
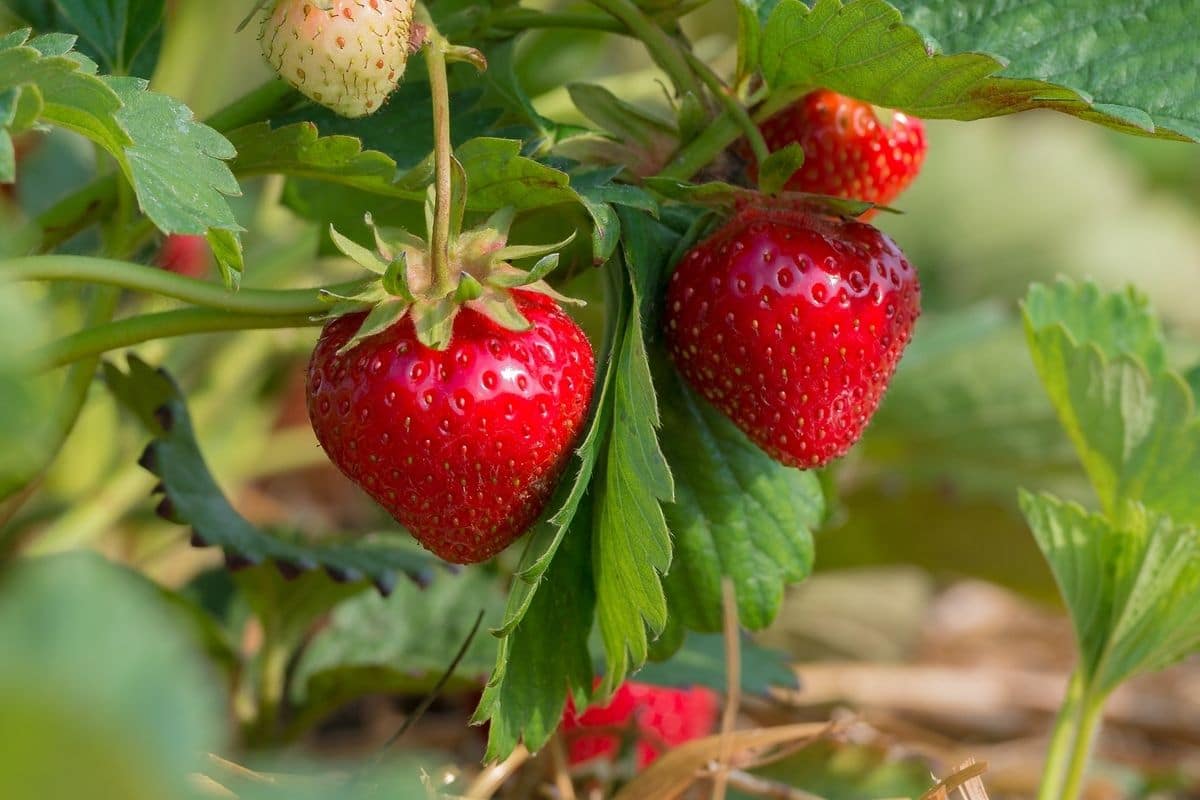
320, 206, 578, 354
645, 177, 884, 220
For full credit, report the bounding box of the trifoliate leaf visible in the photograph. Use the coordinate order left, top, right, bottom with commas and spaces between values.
1021, 492, 1200, 694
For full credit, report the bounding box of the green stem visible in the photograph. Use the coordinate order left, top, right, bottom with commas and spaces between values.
421, 24, 455, 293
1037, 669, 1085, 800
30, 308, 322, 372
585, 0, 703, 101
2, 255, 366, 314
681, 49, 768, 167
250, 636, 290, 746
657, 86, 805, 181
1059, 691, 1106, 800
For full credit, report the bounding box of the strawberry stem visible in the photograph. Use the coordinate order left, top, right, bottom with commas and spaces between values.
420, 17, 455, 295
586, 0, 703, 102
680, 48, 769, 167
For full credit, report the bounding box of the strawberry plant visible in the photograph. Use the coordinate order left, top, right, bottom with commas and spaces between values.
1, 0, 1198, 798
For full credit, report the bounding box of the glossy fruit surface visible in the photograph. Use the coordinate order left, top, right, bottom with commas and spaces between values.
561, 682, 719, 768
260, 0, 413, 118
665, 206, 920, 468
757, 89, 926, 214
307, 290, 595, 564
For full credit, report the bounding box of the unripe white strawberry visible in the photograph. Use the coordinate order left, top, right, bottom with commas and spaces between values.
260, 0, 415, 118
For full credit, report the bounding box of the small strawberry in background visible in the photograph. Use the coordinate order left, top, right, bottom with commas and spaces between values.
155, 234, 211, 278
665, 204, 920, 468
753, 89, 927, 217
561, 682, 720, 769
260, 0, 416, 118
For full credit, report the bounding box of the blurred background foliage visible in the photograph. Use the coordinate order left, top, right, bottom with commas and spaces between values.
2, 0, 1199, 797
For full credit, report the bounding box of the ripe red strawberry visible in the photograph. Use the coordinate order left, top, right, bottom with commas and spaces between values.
155, 234, 210, 278
561, 682, 719, 768
755, 90, 926, 216
260, 0, 414, 118
665, 205, 920, 468
307, 290, 594, 564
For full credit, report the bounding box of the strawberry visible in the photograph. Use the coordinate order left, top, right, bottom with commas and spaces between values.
155, 234, 210, 278
755, 90, 926, 216
305, 211, 594, 564
260, 0, 414, 118
665, 205, 920, 468
561, 682, 720, 768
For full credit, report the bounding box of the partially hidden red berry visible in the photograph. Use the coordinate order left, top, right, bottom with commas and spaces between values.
155, 234, 210, 278
755, 89, 927, 217
561, 682, 720, 769
665, 206, 920, 468
306, 290, 596, 564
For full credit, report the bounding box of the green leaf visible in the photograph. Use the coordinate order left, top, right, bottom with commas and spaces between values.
229, 121, 403, 193
736, 0, 781, 85
593, 210, 676, 695
106, 76, 240, 225
655, 359, 822, 634
33, 0, 164, 77
746, 738, 934, 800
0, 30, 125, 153
568, 82, 677, 146
0, 552, 223, 800
476, 498, 596, 761
472, 217, 632, 759
456, 136, 582, 213
1023, 281, 1200, 527
761, 0, 1200, 141
635, 632, 798, 695
1020, 492, 1200, 694
290, 567, 505, 739
103, 356, 440, 595
573, 168, 660, 264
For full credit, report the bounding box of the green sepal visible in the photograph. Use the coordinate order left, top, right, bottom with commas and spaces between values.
336, 299, 412, 355
381, 253, 415, 302
482, 206, 517, 242
493, 232, 576, 263
319, 284, 388, 306
487, 253, 560, 289
411, 296, 461, 350
467, 288, 533, 332
455, 272, 484, 302
330, 225, 389, 274
518, 279, 586, 307
757, 143, 806, 195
